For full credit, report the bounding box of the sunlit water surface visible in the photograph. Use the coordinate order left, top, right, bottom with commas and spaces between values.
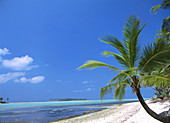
0, 99, 139, 123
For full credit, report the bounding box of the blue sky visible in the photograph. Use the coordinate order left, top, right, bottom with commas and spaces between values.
0, 0, 169, 102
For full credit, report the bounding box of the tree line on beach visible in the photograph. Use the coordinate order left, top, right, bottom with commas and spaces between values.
78, 0, 170, 123
49, 98, 87, 101
0, 97, 9, 103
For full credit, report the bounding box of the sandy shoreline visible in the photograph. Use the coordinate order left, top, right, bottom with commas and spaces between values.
52, 100, 170, 123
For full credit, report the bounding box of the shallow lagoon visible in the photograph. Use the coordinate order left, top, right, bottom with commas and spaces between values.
0, 99, 139, 123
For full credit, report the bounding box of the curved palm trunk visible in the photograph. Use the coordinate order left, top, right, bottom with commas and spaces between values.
136, 88, 169, 123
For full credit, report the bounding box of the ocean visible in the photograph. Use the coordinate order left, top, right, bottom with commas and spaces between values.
0, 99, 139, 123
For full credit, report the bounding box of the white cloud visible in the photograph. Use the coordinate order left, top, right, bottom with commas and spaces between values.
82, 80, 96, 84
0, 72, 25, 83
31, 76, 45, 83
86, 88, 95, 91
2, 55, 38, 70
0, 48, 10, 55
15, 76, 45, 83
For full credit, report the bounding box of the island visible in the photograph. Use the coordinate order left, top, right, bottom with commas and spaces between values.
49, 98, 87, 101
0, 97, 9, 104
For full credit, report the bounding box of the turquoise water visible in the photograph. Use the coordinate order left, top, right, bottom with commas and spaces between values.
0, 98, 139, 109
0, 99, 139, 123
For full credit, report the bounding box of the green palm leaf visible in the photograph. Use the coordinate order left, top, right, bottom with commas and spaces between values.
114, 83, 127, 101
108, 68, 137, 85
100, 78, 131, 101
102, 51, 128, 67
138, 75, 170, 88
138, 41, 170, 74
123, 16, 147, 68
100, 83, 116, 100
108, 73, 127, 85
151, 4, 162, 14
121, 78, 132, 86
77, 60, 120, 71
100, 36, 130, 68
151, 0, 170, 14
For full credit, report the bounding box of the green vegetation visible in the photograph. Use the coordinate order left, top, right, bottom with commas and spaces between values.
0, 97, 3, 101
78, 15, 170, 122
153, 86, 170, 100
151, 0, 170, 14
144, 65, 170, 100
151, 0, 170, 46
150, 0, 170, 101
49, 98, 87, 101
0, 97, 9, 104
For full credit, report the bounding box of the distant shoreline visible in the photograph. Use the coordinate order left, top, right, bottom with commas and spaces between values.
49, 98, 88, 101
1, 98, 142, 104
0, 101, 8, 104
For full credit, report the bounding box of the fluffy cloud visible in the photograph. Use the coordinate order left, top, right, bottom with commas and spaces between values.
0, 48, 45, 84
2, 55, 38, 70
15, 76, 45, 83
0, 72, 25, 83
0, 48, 10, 55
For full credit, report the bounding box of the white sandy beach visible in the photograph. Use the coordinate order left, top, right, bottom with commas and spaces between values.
53, 99, 170, 123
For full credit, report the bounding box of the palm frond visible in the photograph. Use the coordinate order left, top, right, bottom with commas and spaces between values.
107, 73, 126, 85
138, 41, 170, 74
121, 78, 132, 86
100, 75, 132, 101
108, 68, 137, 85
100, 36, 130, 68
138, 75, 170, 88
160, 64, 170, 73
102, 51, 128, 67
100, 82, 128, 101
151, 0, 170, 14
151, 4, 162, 14
113, 75, 131, 101
100, 83, 116, 100
161, 0, 170, 9
123, 16, 147, 68
77, 60, 120, 72
114, 83, 128, 101
121, 67, 138, 77
156, 16, 170, 42
162, 16, 170, 31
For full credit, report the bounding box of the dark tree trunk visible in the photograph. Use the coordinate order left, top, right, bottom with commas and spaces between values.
159, 96, 164, 100
136, 88, 169, 123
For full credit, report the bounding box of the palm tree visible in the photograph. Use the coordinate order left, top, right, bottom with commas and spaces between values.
151, 1, 170, 102
0, 97, 3, 102
156, 16, 170, 45
78, 16, 170, 122
151, 0, 170, 44
151, 0, 170, 14
143, 65, 170, 100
